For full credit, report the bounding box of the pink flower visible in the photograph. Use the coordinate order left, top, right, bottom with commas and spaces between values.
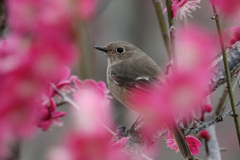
36, 66, 74, 131
230, 25, 240, 45
131, 71, 209, 125
7, 0, 75, 37
73, 79, 111, 110
175, 25, 217, 72
26, 36, 77, 82
0, 66, 43, 137
199, 130, 211, 141
48, 66, 74, 98
202, 104, 212, 113
112, 137, 130, 149
72, 79, 112, 132
36, 98, 67, 131
48, 130, 131, 160
1, 0, 79, 155
210, 0, 240, 18
77, 0, 98, 21
166, 131, 201, 156
171, 0, 201, 20
66, 131, 113, 160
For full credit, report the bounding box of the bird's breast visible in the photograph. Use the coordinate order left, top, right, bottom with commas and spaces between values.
106, 68, 129, 107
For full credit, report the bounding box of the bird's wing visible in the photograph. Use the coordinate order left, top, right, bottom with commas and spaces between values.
111, 70, 157, 87
110, 61, 162, 92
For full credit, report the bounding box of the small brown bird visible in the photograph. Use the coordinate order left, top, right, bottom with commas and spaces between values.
94, 41, 192, 158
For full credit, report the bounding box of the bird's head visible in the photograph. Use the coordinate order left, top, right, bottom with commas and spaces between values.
94, 41, 144, 64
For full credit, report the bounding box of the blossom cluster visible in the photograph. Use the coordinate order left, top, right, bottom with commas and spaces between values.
47, 79, 133, 160
1, 0, 240, 159
0, 0, 98, 159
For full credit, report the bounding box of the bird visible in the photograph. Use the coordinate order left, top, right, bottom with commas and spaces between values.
94, 41, 192, 158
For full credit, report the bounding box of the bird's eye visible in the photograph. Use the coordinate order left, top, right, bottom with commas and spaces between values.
116, 47, 125, 54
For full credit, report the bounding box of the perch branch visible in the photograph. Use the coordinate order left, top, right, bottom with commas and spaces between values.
212, 5, 240, 145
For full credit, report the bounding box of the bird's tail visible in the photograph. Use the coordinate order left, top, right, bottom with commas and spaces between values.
168, 123, 192, 158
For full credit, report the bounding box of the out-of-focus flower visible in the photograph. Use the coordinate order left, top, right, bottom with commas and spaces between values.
131, 70, 211, 126
36, 66, 75, 131
77, 0, 98, 21
130, 71, 208, 138
72, 79, 112, 133
175, 25, 217, 72
166, 131, 201, 156
0, 64, 42, 137
131, 25, 215, 139
202, 104, 212, 113
230, 25, 240, 45
36, 97, 67, 131
47, 79, 132, 160
48, 130, 131, 160
7, 0, 74, 37
1, 0, 79, 157
112, 137, 130, 149
48, 66, 73, 96
167, 0, 201, 20
27, 36, 77, 81
210, 0, 240, 18
199, 130, 211, 141
7, 0, 99, 35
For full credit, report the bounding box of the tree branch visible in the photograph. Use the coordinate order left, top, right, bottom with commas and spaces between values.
185, 101, 240, 135
211, 5, 240, 146
151, 0, 172, 59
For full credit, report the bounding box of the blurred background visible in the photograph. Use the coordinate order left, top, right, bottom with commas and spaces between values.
20, 0, 240, 160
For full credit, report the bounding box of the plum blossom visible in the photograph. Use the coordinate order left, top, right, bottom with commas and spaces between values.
112, 137, 131, 149
77, 0, 99, 21
72, 79, 112, 133
131, 69, 212, 129
36, 67, 76, 131
7, 0, 75, 37
47, 79, 132, 160
0, 0, 82, 158
202, 104, 212, 113
210, 0, 240, 18
174, 25, 217, 72
199, 130, 211, 141
230, 25, 240, 45
7, 0, 99, 35
36, 97, 67, 131
48, 130, 131, 160
166, 131, 201, 156
166, 0, 201, 20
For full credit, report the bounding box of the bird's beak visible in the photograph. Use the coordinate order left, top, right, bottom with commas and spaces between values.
94, 46, 108, 53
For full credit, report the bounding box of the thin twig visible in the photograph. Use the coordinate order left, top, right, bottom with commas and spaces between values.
220, 74, 240, 115
185, 101, 240, 135
140, 153, 154, 160
165, 0, 175, 56
165, 0, 173, 28
51, 83, 80, 111
212, 5, 240, 146
98, 119, 116, 135
127, 114, 144, 135
151, 0, 171, 59
215, 88, 228, 116
215, 74, 240, 117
